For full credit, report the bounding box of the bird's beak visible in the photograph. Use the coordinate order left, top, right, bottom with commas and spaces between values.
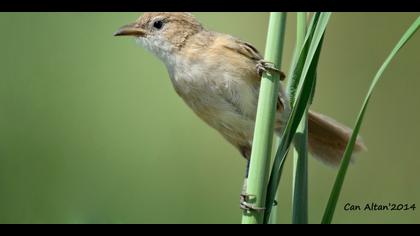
113, 23, 147, 37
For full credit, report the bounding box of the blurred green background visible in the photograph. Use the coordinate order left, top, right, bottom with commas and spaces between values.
0, 13, 419, 224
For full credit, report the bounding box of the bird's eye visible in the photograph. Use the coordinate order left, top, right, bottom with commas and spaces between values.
153, 20, 164, 30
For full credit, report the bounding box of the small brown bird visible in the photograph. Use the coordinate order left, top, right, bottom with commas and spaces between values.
114, 12, 366, 210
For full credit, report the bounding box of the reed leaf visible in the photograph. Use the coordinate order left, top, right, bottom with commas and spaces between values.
321, 16, 420, 224
263, 12, 331, 223
291, 12, 309, 224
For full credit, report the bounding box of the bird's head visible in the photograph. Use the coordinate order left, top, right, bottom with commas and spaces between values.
114, 12, 203, 62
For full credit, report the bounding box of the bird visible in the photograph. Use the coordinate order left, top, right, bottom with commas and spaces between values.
114, 12, 366, 211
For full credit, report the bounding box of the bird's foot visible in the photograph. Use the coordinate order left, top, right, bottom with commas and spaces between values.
256, 60, 286, 80
240, 193, 266, 212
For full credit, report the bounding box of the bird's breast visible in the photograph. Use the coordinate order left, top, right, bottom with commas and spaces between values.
167, 62, 260, 143
170, 62, 258, 116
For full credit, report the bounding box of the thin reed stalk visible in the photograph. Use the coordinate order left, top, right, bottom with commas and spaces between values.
241, 12, 287, 224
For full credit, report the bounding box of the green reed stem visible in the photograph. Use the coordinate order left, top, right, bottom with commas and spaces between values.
241, 12, 287, 224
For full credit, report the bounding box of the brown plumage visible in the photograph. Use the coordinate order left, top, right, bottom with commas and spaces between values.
114, 12, 367, 167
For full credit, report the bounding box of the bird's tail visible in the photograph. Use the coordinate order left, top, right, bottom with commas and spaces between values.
275, 110, 367, 166
305, 110, 367, 166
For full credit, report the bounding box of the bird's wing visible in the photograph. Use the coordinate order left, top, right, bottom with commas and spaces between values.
221, 37, 285, 78
220, 37, 263, 61
220, 37, 287, 112
232, 39, 264, 61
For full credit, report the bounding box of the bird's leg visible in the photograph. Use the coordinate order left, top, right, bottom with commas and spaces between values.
239, 150, 278, 212
256, 60, 286, 80
240, 159, 266, 212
